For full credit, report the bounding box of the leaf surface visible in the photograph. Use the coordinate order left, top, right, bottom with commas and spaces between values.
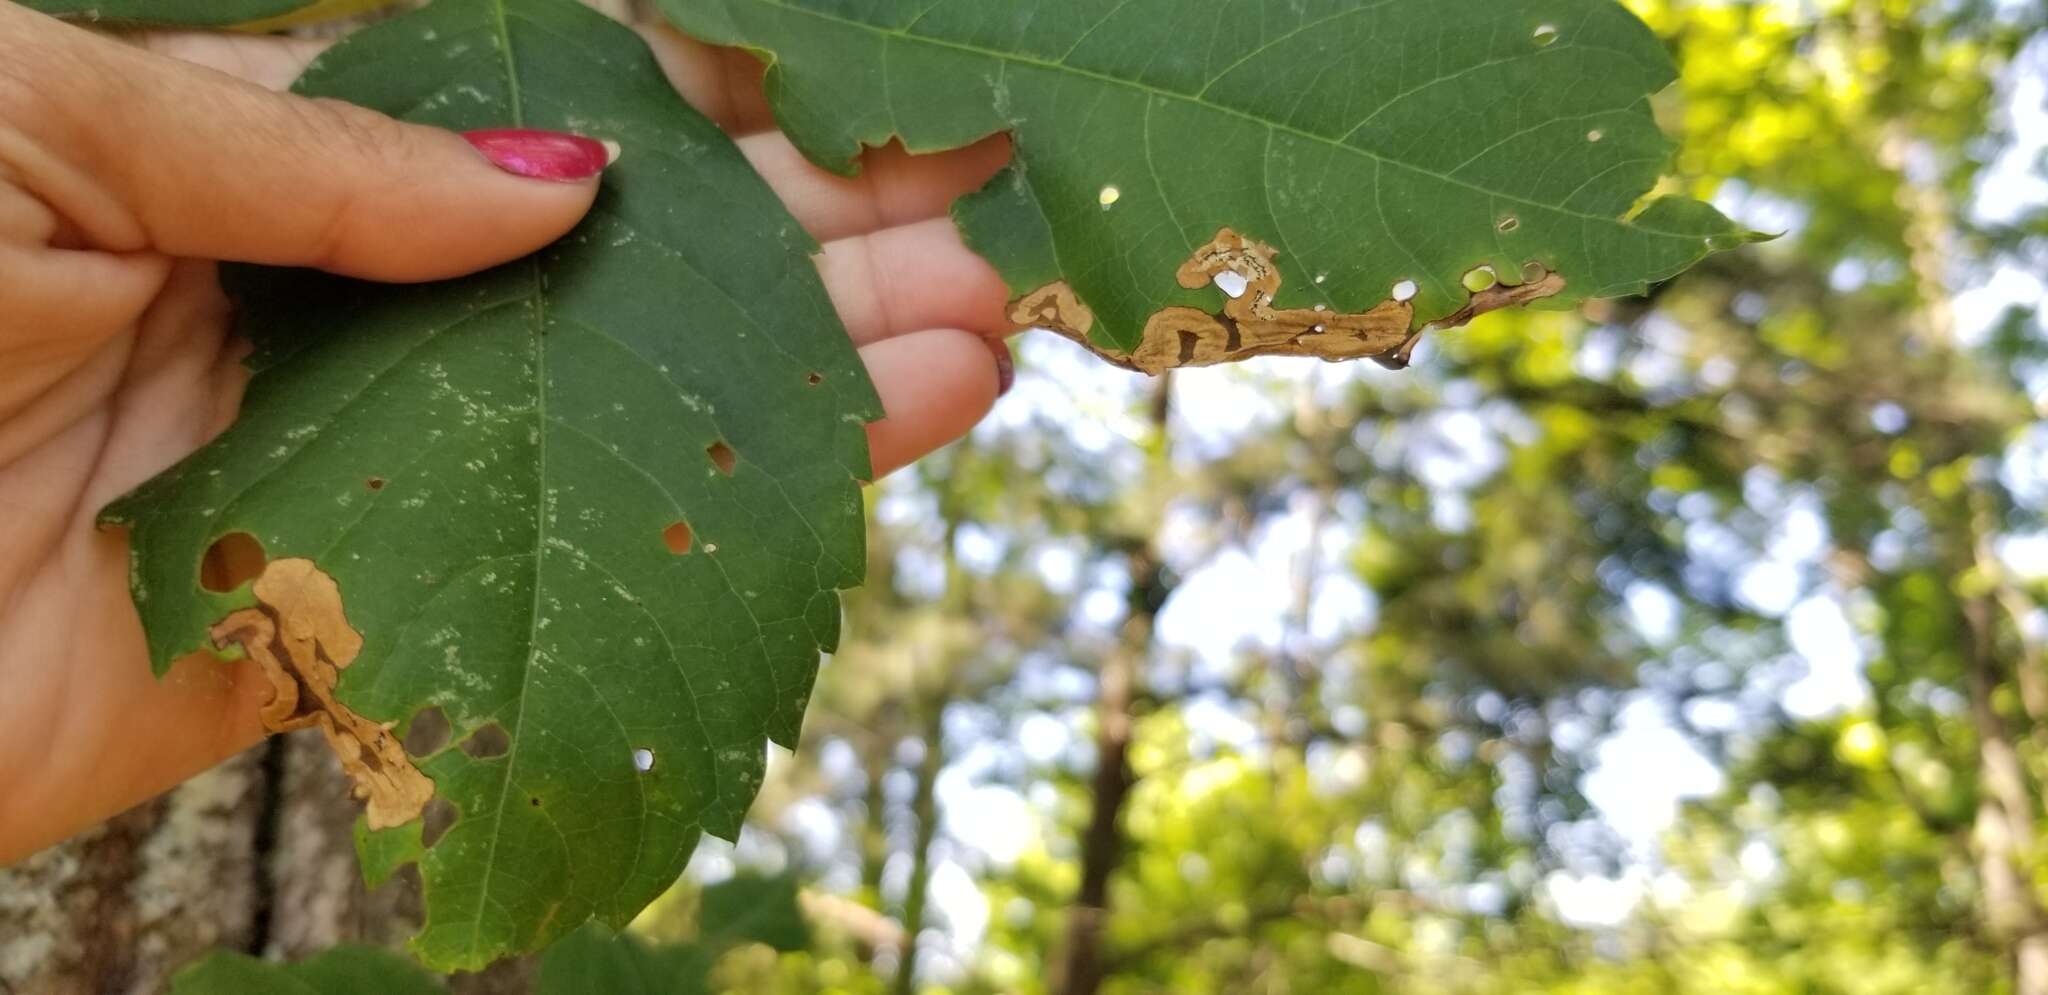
171, 946, 446, 995
21, 0, 395, 29
103, 0, 877, 970
661, 0, 1759, 365
698, 871, 810, 950
167, 875, 810, 994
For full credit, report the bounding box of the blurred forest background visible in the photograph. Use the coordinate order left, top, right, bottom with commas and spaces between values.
9, 0, 2048, 993
709, 1, 2048, 992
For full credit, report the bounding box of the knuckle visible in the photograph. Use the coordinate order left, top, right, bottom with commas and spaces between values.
294, 98, 414, 265
303, 97, 417, 169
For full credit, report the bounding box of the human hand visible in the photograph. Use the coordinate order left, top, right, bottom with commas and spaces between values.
0, 2, 1014, 864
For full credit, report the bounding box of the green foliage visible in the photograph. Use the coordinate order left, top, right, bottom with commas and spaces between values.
19, 0, 393, 29
663, 0, 1758, 352
69, 0, 2036, 988
170, 874, 810, 994
682, 3, 2048, 994
170, 946, 445, 995
536, 875, 811, 994
103, 0, 877, 971
700, 872, 811, 951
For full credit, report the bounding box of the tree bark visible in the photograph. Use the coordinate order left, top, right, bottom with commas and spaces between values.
0, 753, 262, 995
1964, 591, 2048, 995
891, 704, 947, 995
1054, 376, 1173, 995
1054, 638, 1139, 995
1, 731, 535, 995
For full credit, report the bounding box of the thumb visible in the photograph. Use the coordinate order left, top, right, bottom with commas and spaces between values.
1, 4, 606, 282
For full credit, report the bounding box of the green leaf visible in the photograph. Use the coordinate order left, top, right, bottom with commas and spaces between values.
661, 0, 1758, 358
171, 947, 445, 995
535, 925, 716, 995
167, 886, 803, 995
21, 0, 396, 29
699, 872, 811, 951
535, 877, 804, 995
168, 876, 807, 994
102, 0, 878, 971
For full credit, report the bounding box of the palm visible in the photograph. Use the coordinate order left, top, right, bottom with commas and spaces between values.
0, 21, 1013, 862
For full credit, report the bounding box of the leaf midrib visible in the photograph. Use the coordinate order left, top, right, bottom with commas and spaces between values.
736, 0, 1700, 235
467, 0, 548, 960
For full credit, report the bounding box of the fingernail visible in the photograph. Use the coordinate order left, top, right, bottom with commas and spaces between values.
995, 347, 1016, 397
461, 129, 614, 182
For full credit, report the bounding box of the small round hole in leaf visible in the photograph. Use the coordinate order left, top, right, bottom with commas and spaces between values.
1392, 280, 1419, 303
200, 532, 267, 593
421, 797, 459, 848
706, 441, 737, 477
1497, 216, 1521, 233
403, 707, 452, 758
366, 477, 387, 491
1533, 23, 1559, 46
662, 521, 695, 555
1587, 129, 1605, 143
1098, 185, 1121, 208
632, 748, 656, 772
1463, 267, 1499, 293
807, 372, 824, 386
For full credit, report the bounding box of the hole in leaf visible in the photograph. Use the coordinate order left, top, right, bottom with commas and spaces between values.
807, 372, 824, 386
457, 722, 511, 760
1463, 267, 1499, 293
1314, 272, 1329, 285
662, 521, 695, 555
706, 441, 737, 477
1587, 129, 1605, 143
1212, 271, 1250, 299
703, 543, 720, 554
385, 864, 423, 897
403, 707, 452, 758
633, 748, 656, 772
1497, 216, 1521, 233
1522, 261, 1548, 283
1533, 23, 1559, 46
530, 796, 543, 807
421, 797, 458, 848
200, 532, 267, 593
1392, 280, 1419, 303
1098, 185, 1121, 208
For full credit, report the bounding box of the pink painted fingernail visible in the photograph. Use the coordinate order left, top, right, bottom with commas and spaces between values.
995, 347, 1016, 397
461, 129, 616, 182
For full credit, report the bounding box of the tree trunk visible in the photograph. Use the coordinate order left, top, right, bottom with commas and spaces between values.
1055, 638, 1139, 995
0, 752, 262, 995
891, 704, 947, 995
1, 731, 535, 995
1965, 592, 2048, 995
1054, 376, 1173, 995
